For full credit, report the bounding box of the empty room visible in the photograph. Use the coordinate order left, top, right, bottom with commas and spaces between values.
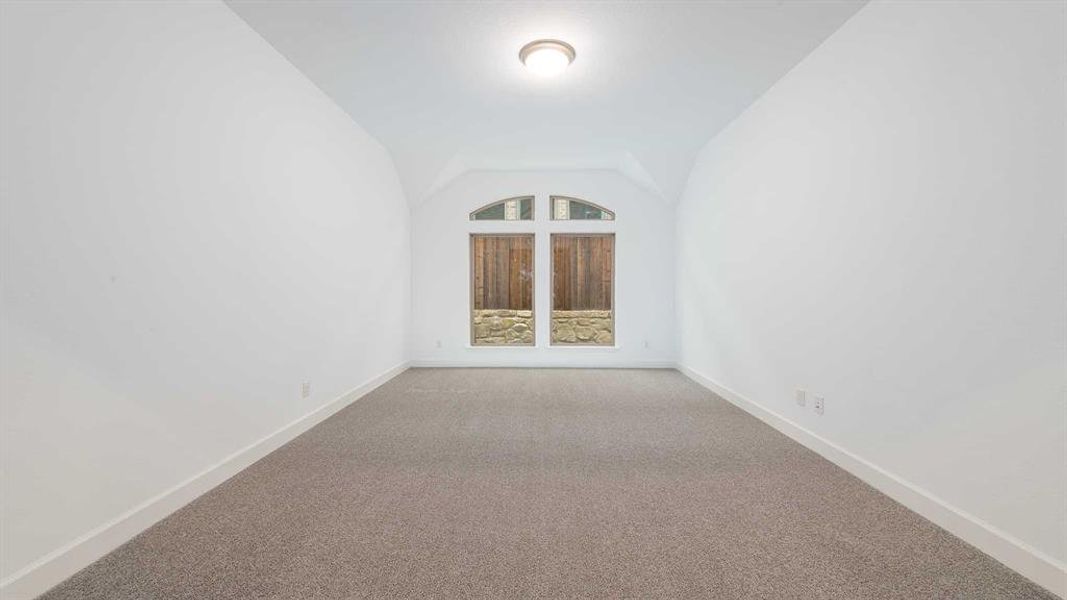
1, 0, 1064, 598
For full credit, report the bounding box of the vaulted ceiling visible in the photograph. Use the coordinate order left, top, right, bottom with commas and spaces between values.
226, 1, 866, 206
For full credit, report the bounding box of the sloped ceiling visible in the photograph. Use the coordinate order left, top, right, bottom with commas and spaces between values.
226, 0, 867, 206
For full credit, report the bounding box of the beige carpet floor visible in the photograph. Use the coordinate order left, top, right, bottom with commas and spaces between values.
40, 368, 1055, 599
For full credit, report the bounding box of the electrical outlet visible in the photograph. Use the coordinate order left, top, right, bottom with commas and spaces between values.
813, 396, 825, 415
795, 389, 806, 407
301, 381, 311, 399
435, 340, 442, 348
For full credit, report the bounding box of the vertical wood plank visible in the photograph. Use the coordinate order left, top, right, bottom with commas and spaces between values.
473, 236, 484, 310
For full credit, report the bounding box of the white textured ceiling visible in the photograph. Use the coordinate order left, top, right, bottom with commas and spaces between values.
226, 0, 866, 205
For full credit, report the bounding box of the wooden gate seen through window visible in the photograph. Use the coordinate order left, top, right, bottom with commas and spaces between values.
470, 234, 534, 345
551, 233, 614, 345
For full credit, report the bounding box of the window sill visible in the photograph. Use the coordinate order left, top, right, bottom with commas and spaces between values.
465, 344, 620, 351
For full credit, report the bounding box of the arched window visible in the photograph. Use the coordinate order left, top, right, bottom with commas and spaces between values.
467, 195, 616, 347
550, 196, 614, 220
470, 196, 533, 221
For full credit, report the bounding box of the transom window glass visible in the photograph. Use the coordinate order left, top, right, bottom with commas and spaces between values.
470, 196, 533, 221
551, 196, 614, 220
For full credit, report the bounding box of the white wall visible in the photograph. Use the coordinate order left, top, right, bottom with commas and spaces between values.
677, 0, 1065, 589
411, 170, 674, 367
0, 0, 409, 585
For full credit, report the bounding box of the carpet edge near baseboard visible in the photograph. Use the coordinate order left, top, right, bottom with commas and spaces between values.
676, 363, 1067, 600
0, 361, 411, 600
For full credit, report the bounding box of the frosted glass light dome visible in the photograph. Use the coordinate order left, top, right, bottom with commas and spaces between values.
519, 40, 575, 77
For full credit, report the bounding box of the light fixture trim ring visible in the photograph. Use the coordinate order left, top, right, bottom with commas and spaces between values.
519, 39, 576, 67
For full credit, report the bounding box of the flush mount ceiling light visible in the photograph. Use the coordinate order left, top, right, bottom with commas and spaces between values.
519, 39, 576, 77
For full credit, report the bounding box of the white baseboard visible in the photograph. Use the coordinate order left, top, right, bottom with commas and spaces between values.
676, 364, 1067, 599
0, 361, 410, 600
6, 362, 1061, 598
409, 360, 677, 369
